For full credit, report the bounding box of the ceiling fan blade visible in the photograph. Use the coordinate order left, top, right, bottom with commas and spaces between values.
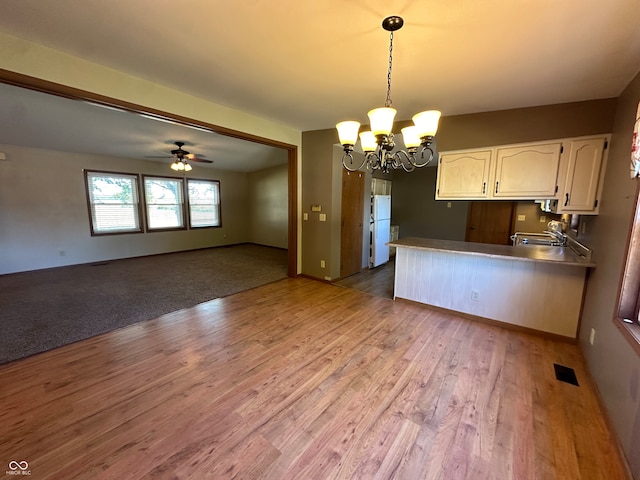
191, 158, 213, 163
145, 155, 172, 159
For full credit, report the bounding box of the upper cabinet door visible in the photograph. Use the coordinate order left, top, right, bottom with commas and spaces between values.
493, 142, 562, 198
436, 150, 492, 199
556, 136, 608, 213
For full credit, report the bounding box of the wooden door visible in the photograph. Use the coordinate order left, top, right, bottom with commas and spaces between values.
465, 201, 516, 245
340, 170, 365, 278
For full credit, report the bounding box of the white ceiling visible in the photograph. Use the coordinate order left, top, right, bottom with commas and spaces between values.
1, 0, 640, 164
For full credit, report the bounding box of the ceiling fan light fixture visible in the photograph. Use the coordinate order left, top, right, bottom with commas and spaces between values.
335, 16, 441, 173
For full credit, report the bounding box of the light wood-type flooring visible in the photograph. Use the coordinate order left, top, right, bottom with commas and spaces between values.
0, 277, 629, 479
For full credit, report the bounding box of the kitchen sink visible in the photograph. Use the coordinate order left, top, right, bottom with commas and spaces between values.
511, 232, 566, 246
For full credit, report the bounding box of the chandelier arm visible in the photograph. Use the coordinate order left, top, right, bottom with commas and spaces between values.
392, 150, 417, 172
366, 151, 383, 172
410, 146, 436, 168
342, 152, 367, 172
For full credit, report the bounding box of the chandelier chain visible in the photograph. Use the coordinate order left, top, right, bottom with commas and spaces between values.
385, 31, 394, 108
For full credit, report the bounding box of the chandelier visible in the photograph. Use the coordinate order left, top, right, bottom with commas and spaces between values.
336, 16, 441, 174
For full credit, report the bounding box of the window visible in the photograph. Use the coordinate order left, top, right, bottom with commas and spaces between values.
617, 183, 640, 353
187, 179, 221, 228
85, 171, 142, 235
143, 176, 185, 230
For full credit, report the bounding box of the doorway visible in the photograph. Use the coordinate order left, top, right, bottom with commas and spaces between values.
466, 201, 516, 245
340, 170, 365, 279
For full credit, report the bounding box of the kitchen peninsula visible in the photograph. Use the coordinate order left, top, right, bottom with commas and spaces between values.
388, 237, 595, 339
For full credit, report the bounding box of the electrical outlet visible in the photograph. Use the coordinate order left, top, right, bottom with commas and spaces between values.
540, 215, 546, 223
517, 215, 526, 222
447, 202, 452, 208
589, 328, 596, 345
320, 260, 325, 268
471, 290, 479, 301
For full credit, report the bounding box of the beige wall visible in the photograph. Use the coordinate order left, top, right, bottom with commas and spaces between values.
578, 70, 640, 477
0, 143, 252, 275
248, 163, 288, 249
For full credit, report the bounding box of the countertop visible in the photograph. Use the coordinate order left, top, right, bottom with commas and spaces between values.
388, 237, 596, 268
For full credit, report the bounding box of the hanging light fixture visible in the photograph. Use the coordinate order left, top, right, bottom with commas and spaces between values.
336, 16, 441, 174
170, 158, 192, 172
169, 142, 193, 172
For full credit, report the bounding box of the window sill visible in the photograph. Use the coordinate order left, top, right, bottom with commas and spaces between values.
615, 317, 640, 357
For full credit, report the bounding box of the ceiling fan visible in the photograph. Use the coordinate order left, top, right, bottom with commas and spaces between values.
146, 141, 213, 171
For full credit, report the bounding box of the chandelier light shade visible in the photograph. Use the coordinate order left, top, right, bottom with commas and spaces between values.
336, 121, 361, 147
336, 16, 441, 173
413, 110, 441, 138
368, 107, 397, 136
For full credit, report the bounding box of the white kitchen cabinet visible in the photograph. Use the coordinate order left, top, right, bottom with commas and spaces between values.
435, 136, 609, 209
436, 141, 562, 200
552, 135, 609, 214
435, 149, 492, 199
493, 142, 562, 198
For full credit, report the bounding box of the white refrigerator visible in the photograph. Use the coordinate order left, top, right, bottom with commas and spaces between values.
370, 195, 391, 268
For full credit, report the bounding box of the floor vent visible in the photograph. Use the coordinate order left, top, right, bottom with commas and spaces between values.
554, 363, 579, 386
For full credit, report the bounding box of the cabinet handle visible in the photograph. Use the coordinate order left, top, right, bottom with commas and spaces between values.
495, 181, 499, 194
482, 182, 486, 194
564, 193, 569, 206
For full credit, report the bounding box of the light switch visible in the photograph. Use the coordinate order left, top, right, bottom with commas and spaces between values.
517, 214, 526, 221
303, 212, 308, 220
539, 215, 546, 223
319, 213, 327, 222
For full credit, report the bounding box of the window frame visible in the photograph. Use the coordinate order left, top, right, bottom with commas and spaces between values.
142, 174, 187, 232
186, 178, 222, 229
84, 169, 144, 236
616, 180, 640, 355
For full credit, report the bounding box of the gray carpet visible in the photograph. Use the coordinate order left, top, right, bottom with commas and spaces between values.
0, 244, 288, 364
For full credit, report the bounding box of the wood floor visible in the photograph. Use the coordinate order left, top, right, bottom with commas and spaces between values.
0, 277, 629, 479
334, 259, 396, 299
